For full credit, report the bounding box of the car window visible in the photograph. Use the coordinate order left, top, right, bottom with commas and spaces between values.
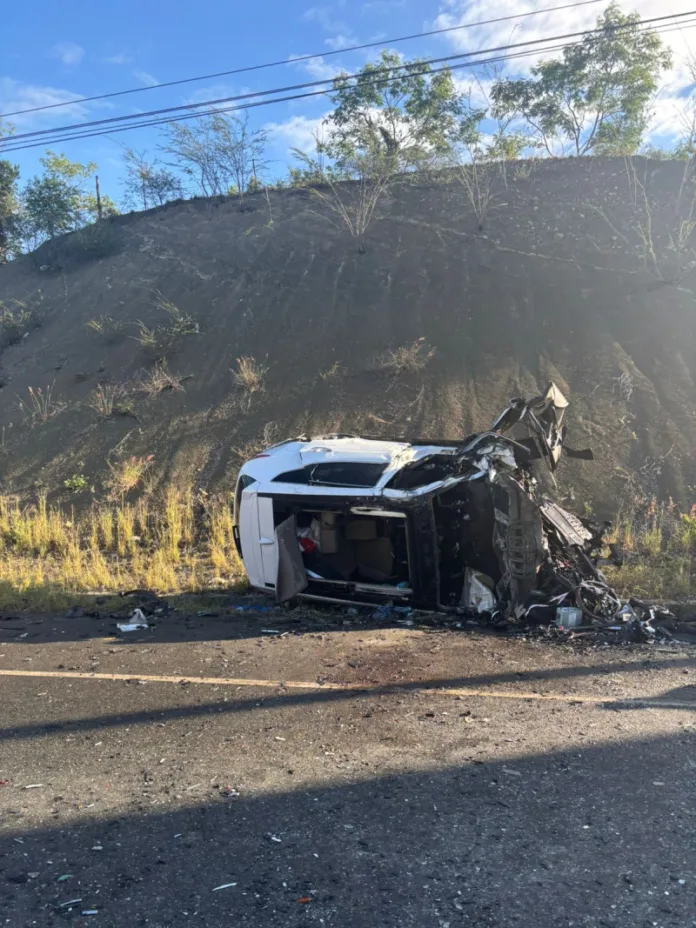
273, 462, 386, 488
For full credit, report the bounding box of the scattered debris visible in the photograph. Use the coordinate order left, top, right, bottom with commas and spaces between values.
371, 605, 412, 620
117, 608, 149, 633
232, 383, 688, 639
23, 783, 43, 789
297, 896, 313, 904
212, 882, 237, 892
57, 898, 83, 909
57, 874, 73, 882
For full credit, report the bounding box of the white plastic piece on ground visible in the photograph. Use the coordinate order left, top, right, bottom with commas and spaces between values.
555, 606, 583, 628
464, 569, 497, 613
117, 608, 149, 633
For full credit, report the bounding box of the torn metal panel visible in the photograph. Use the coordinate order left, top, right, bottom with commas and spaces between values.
540, 499, 593, 547
275, 515, 308, 603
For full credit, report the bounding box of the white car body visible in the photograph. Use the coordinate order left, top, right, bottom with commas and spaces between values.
232, 384, 599, 612
234, 436, 463, 595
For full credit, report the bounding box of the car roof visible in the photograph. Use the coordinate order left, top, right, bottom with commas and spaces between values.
239, 435, 458, 485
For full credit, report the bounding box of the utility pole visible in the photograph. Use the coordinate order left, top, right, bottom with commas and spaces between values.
95, 175, 103, 220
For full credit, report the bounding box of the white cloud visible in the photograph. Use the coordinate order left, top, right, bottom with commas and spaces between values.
0, 76, 89, 129
303, 5, 357, 47
288, 54, 341, 81
133, 69, 159, 87
265, 113, 330, 152
103, 53, 131, 65
361, 0, 406, 10
325, 34, 354, 50
185, 82, 237, 106
52, 42, 85, 67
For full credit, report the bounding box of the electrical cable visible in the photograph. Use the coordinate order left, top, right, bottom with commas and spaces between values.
0, 0, 612, 119
3, 17, 693, 154
4, 10, 693, 147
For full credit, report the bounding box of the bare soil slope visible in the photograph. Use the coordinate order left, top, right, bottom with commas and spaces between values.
1, 157, 695, 515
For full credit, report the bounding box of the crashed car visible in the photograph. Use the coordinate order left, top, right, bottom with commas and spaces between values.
233, 383, 620, 622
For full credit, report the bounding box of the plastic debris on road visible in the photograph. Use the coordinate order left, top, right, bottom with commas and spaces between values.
117, 608, 149, 633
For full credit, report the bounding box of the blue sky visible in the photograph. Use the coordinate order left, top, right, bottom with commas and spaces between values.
1, 0, 693, 204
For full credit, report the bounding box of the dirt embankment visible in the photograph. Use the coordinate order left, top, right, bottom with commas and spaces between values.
1, 157, 695, 516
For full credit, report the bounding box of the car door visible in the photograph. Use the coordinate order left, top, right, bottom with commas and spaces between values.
257, 495, 278, 586
238, 490, 263, 588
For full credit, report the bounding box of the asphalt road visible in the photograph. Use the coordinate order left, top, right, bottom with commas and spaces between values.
1, 607, 695, 928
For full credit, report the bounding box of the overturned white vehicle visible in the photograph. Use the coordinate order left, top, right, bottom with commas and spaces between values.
233, 384, 617, 619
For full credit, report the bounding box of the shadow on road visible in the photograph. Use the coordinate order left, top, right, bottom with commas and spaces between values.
2, 733, 693, 927
2, 655, 695, 744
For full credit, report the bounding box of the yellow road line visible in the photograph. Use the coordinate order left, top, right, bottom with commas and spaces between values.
0, 667, 693, 706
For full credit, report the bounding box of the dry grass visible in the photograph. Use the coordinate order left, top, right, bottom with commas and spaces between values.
89, 383, 129, 418
377, 337, 436, 375
18, 384, 63, 425
106, 454, 155, 499
319, 361, 342, 380
604, 494, 696, 600
138, 363, 184, 396
231, 422, 279, 466
154, 292, 198, 337
0, 489, 245, 608
0, 297, 41, 351
86, 315, 124, 340
232, 356, 267, 393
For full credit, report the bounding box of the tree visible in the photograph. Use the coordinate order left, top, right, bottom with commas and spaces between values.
322, 50, 484, 171
211, 112, 268, 200
123, 149, 184, 209
21, 151, 118, 246
161, 118, 223, 196
309, 148, 397, 253
0, 159, 20, 263
0, 123, 21, 262
491, 3, 672, 156
160, 113, 268, 198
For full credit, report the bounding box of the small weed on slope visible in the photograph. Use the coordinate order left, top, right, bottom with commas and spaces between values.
106, 454, 155, 499
86, 315, 125, 343
232, 356, 267, 393
18, 384, 63, 425
90, 383, 128, 418
139, 363, 184, 395
0, 298, 42, 351
377, 337, 436, 375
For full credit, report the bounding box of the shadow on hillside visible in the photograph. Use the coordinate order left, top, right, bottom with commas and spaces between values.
2, 733, 693, 927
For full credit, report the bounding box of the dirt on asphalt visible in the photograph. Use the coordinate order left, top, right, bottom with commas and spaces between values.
1, 608, 695, 927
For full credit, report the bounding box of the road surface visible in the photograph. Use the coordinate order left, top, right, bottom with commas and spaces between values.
1, 607, 695, 927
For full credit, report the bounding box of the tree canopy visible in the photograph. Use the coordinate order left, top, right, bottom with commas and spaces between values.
0, 124, 20, 263
21, 152, 118, 246
490, 3, 672, 156
322, 50, 483, 171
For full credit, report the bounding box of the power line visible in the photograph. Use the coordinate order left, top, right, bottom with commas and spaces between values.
4, 10, 692, 148
0, 0, 609, 119
4, 20, 694, 155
